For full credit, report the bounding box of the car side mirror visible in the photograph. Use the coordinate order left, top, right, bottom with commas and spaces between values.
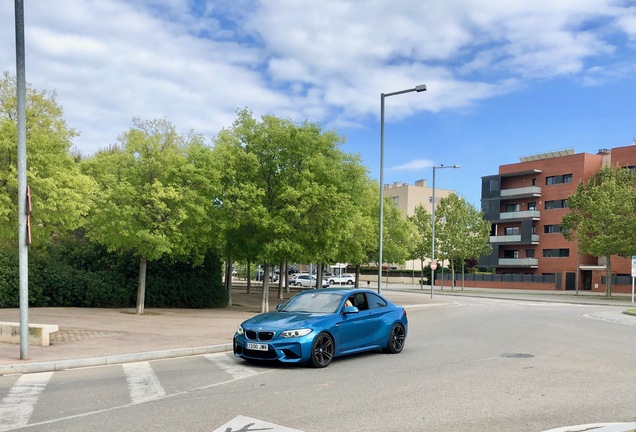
343, 306, 359, 314
276, 304, 283, 311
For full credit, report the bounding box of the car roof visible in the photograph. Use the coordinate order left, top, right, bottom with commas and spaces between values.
295, 287, 377, 296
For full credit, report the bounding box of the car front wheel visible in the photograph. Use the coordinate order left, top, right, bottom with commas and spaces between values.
383, 323, 406, 354
295, 282, 303, 287
346, 280, 353, 285
308, 332, 334, 368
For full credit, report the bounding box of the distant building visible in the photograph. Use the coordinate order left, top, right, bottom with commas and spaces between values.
383, 179, 455, 271
479, 144, 636, 292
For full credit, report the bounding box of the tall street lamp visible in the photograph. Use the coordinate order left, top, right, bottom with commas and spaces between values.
379, 84, 427, 294
431, 164, 460, 298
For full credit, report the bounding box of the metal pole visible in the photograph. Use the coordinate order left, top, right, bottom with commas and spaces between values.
378, 85, 426, 295
431, 167, 436, 299
378, 93, 385, 295
15, 0, 29, 359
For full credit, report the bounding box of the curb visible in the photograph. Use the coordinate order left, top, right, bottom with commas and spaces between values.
0, 343, 233, 375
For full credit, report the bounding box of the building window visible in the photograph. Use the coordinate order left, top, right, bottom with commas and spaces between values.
526, 249, 535, 258
544, 224, 563, 233
503, 250, 519, 259
545, 199, 568, 209
505, 203, 520, 212
546, 174, 573, 185
532, 178, 536, 186
531, 225, 537, 234
391, 196, 400, 206
543, 248, 570, 258
527, 202, 536, 210
489, 179, 500, 192
504, 227, 520, 235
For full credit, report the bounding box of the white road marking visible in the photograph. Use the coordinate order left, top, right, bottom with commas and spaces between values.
213, 415, 304, 432
122, 361, 166, 404
204, 353, 261, 380
0, 371, 53, 431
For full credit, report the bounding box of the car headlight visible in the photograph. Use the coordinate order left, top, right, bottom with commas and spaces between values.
236, 325, 244, 335
280, 328, 312, 338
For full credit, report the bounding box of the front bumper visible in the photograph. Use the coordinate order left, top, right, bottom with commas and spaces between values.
233, 333, 314, 364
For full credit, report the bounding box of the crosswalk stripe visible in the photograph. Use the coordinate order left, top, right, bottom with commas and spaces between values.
122, 361, 166, 404
204, 353, 260, 380
0, 371, 53, 431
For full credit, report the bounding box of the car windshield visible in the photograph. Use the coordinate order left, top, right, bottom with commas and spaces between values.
281, 293, 343, 313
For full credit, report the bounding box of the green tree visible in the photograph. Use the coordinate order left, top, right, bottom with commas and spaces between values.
408, 204, 433, 285
81, 118, 220, 314
0, 71, 96, 247
435, 194, 491, 289
561, 165, 636, 297
381, 197, 416, 268
213, 109, 373, 311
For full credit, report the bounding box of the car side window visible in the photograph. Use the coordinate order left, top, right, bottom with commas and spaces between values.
352, 293, 368, 311
366, 293, 387, 310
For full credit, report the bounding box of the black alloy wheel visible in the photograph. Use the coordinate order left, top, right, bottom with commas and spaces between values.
384, 323, 405, 354
308, 332, 334, 368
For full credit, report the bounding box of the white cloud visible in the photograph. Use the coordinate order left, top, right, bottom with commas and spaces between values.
391, 159, 435, 171
1, 0, 634, 156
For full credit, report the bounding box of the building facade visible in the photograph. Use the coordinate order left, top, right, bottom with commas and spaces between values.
383, 179, 455, 271
479, 144, 636, 293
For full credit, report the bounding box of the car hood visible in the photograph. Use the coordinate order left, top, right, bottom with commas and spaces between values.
241, 311, 330, 330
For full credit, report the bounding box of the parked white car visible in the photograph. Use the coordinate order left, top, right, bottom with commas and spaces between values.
327, 274, 356, 285
289, 273, 330, 288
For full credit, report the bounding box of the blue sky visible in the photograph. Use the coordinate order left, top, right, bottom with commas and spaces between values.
1, 1, 635, 206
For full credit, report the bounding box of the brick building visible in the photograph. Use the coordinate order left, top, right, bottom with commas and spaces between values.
479, 144, 636, 293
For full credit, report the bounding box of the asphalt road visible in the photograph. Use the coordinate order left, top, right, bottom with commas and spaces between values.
1, 295, 634, 432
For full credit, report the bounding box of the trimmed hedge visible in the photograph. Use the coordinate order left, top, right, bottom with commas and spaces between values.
0, 237, 227, 309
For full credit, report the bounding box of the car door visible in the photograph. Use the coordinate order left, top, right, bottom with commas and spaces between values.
335, 293, 377, 352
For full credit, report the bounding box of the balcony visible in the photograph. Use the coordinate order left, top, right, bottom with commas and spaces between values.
498, 258, 539, 267
490, 234, 540, 244
500, 186, 542, 199
499, 210, 540, 221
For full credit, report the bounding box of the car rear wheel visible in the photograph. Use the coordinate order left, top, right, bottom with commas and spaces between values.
295, 282, 303, 287
384, 323, 405, 354
308, 332, 334, 368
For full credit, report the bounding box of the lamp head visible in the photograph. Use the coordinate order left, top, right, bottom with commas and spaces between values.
415, 84, 427, 92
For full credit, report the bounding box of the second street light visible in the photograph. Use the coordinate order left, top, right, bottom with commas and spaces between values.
430, 164, 460, 298
378, 84, 427, 294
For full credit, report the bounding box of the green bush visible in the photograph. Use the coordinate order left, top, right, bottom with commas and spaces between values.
0, 235, 227, 309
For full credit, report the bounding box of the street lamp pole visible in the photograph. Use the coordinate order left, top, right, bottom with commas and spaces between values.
379, 84, 427, 294
431, 164, 460, 298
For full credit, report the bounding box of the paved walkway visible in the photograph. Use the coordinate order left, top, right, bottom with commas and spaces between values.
1, 285, 634, 375
0, 286, 447, 374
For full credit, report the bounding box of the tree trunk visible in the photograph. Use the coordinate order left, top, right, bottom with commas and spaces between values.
461, 261, 465, 291
226, 257, 232, 306
605, 254, 612, 298
136, 256, 147, 315
450, 259, 456, 291
355, 264, 361, 288
261, 263, 270, 313
278, 261, 284, 300
246, 261, 251, 294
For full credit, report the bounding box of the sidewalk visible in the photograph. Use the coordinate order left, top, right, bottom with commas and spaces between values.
0, 286, 444, 375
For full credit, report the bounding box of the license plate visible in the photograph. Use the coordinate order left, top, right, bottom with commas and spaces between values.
247, 342, 268, 351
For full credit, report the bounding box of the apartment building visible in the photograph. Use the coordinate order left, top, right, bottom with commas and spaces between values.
479, 144, 636, 293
